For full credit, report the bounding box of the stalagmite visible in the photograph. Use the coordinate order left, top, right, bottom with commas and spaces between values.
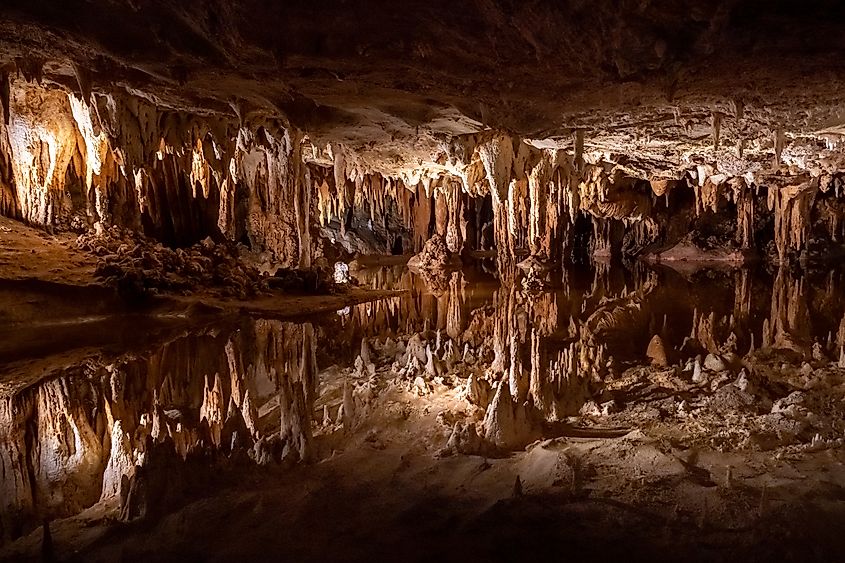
342, 378, 355, 431
647, 334, 669, 367
692, 356, 704, 383
482, 379, 535, 449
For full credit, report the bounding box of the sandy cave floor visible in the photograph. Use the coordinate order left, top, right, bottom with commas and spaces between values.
0, 216, 97, 285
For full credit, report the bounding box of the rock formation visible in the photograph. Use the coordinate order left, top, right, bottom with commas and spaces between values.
5, 3, 845, 558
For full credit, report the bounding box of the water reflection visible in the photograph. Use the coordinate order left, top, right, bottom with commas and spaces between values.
3, 261, 845, 543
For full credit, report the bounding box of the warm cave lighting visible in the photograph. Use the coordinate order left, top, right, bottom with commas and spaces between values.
2, 2, 845, 560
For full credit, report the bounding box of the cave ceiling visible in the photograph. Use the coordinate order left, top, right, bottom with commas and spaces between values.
1, 1, 845, 178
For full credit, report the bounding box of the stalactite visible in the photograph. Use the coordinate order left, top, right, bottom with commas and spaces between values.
774, 127, 785, 167
6, 78, 80, 225
732, 177, 754, 249
0, 77, 317, 266
711, 111, 721, 149
769, 180, 817, 261
4, 72, 844, 275
478, 133, 516, 270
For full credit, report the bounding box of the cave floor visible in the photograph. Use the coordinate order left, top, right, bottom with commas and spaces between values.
0, 216, 97, 285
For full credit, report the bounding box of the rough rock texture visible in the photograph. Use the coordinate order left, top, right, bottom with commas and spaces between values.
407, 234, 456, 272
0, 77, 313, 269
1, 4, 845, 277
77, 226, 266, 298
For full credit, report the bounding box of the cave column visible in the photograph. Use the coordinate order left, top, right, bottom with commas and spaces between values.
478, 134, 516, 272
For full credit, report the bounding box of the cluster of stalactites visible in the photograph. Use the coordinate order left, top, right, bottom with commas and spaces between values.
442, 131, 708, 268
442, 133, 581, 266
316, 153, 410, 229
318, 145, 474, 254
444, 130, 845, 264
767, 178, 817, 261
0, 76, 312, 267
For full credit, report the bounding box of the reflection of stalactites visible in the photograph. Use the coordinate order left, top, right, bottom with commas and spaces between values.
691, 309, 720, 354
199, 373, 225, 446
768, 266, 810, 350
529, 335, 593, 421
278, 378, 312, 463
260, 320, 317, 462
733, 269, 751, 323
446, 271, 466, 340
299, 323, 318, 417
225, 337, 242, 407
529, 329, 545, 413
33, 377, 105, 515
583, 269, 658, 347
770, 180, 817, 261
527, 290, 559, 337
491, 286, 517, 374
0, 395, 36, 540
100, 420, 135, 502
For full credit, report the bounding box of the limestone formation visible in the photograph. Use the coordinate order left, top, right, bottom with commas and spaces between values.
646, 335, 669, 367
5, 3, 845, 558
482, 379, 538, 450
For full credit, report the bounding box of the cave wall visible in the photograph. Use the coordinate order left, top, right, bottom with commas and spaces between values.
0, 77, 312, 267
3, 72, 845, 272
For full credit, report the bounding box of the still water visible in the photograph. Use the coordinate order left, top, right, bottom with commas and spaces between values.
1, 261, 844, 542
